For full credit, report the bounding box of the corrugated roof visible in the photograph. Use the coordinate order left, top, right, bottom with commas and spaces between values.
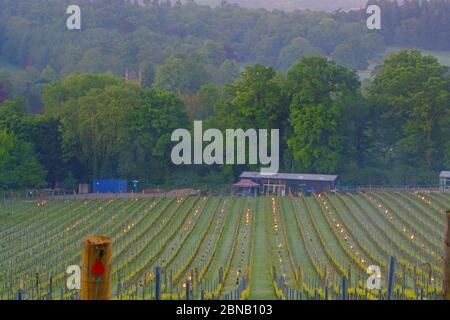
440, 171, 450, 178
240, 171, 338, 182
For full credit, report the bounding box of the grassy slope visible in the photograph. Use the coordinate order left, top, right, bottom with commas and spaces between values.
193, 0, 366, 11
248, 197, 276, 299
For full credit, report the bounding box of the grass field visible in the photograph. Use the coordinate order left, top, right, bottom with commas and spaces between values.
0, 191, 448, 300
358, 47, 450, 80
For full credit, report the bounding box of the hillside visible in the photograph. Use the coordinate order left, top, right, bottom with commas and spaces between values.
189, 0, 367, 11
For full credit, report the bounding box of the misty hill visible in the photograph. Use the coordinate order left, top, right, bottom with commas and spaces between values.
186, 0, 368, 11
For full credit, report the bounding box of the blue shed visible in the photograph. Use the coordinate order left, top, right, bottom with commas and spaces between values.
92, 179, 128, 193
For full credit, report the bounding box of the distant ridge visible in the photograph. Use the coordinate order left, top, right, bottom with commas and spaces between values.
124, 0, 368, 12
183, 0, 368, 12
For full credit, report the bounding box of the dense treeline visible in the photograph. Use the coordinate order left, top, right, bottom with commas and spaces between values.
0, 1, 449, 189
0, 50, 449, 189
1, 1, 449, 113
0, 0, 384, 111
341, 0, 450, 50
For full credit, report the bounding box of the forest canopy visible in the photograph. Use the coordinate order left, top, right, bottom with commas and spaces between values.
0, 0, 449, 189
1, 50, 449, 189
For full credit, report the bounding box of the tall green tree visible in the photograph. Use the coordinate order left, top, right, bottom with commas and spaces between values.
43, 73, 123, 116
286, 56, 360, 173
211, 64, 287, 177
0, 97, 66, 186
153, 54, 211, 94
0, 97, 29, 136
369, 50, 450, 178
57, 83, 143, 179
0, 130, 46, 189
45, 73, 190, 183
278, 37, 323, 71
124, 88, 190, 182
214, 64, 287, 130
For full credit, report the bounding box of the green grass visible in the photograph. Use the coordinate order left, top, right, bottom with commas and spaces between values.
248, 197, 276, 300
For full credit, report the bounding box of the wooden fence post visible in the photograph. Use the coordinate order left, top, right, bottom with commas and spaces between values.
155, 267, 162, 300
81, 236, 112, 300
35, 273, 39, 300
186, 280, 191, 300
387, 256, 397, 300
17, 280, 23, 301
444, 210, 450, 300
341, 276, 348, 300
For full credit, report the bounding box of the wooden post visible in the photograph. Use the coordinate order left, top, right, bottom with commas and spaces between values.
155, 267, 162, 300
35, 273, 39, 300
387, 256, 397, 300
444, 210, 450, 300
17, 280, 24, 301
341, 276, 348, 300
186, 280, 191, 300
81, 236, 112, 300
218, 267, 223, 284
48, 276, 53, 300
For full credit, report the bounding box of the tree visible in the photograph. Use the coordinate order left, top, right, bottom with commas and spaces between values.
43, 73, 123, 116
140, 62, 155, 88
0, 97, 66, 186
218, 60, 241, 85
278, 37, 323, 71
332, 37, 369, 70
198, 40, 229, 66
214, 64, 287, 131
0, 97, 29, 138
308, 18, 342, 55
0, 70, 12, 105
286, 56, 360, 173
0, 130, 46, 189
153, 54, 211, 94
288, 101, 342, 172
29, 117, 66, 187
369, 50, 450, 174
123, 88, 189, 182
57, 83, 143, 179
196, 84, 222, 120
45, 73, 190, 183
0, 82, 8, 106
77, 48, 108, 74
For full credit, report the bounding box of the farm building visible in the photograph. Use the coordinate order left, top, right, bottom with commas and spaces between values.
233, 179, 260, 197
239, 172, 339, 196
92, 179, 128, 193
440, 171, 450, 191
78, 183, 90, 194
